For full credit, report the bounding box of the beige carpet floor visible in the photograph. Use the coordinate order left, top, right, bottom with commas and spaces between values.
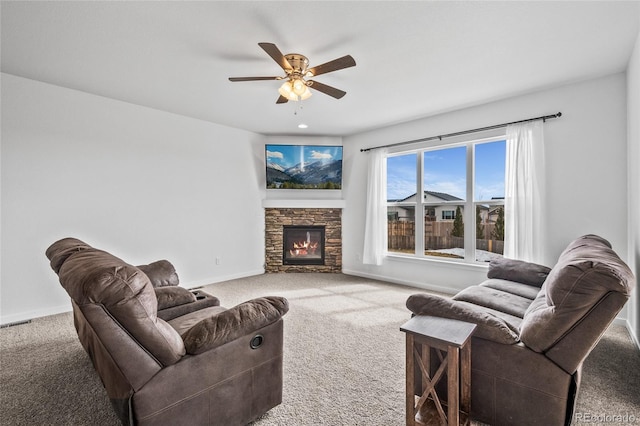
1, 273, 638, 425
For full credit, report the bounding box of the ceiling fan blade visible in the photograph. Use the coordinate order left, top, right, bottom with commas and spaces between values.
258, 42, 292, 71
307, 55, 356, 77
276, 95, 289, 104
228, 76, 281, 82
307, 80, 347, 99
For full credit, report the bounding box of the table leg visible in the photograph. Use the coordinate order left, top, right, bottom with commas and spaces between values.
406, 334, 415, 426
447, 346, 459, 426
460, 342, 471, 416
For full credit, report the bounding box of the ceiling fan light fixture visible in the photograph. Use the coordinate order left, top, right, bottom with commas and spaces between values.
300, 86, 312, 100
292, 78, 306, 95
278, 79, 312, 102
278, 81, 293, 97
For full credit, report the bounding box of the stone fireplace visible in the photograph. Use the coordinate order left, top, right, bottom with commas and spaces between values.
265, 206, 342, 273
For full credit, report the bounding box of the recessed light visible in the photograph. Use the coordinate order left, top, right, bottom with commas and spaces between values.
298, 123, 308, 129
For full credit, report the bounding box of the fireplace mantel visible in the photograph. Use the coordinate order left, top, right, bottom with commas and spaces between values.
262, 199, 345, 209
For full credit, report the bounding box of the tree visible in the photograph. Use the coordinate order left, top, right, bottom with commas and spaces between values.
476, 206, 484, 239
492, 207, 505, 241
452, 206, 464, 237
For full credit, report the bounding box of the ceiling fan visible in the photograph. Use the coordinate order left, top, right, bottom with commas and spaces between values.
228, 42, 356, 104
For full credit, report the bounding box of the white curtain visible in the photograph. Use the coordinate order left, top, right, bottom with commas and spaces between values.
363, 148, 387, 265
504, 121, 546, 263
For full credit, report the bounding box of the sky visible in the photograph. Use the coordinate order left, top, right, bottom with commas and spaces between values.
266, 145, 343, 168
387, 140, 505, 201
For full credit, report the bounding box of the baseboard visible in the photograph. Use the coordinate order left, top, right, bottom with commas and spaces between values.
0, 270, 266, 326
631, 329, 640, 352
342, 268, 457, 296
0, 304, 71, 327
184, 269, 265, 289
621, 319, 640, 352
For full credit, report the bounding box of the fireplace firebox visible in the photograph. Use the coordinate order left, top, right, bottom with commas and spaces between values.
282, 225, 325, 265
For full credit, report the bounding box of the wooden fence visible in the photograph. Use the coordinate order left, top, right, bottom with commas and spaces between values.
388, 220, 504, 254
388, 221, 415, 253
476, 238, 504, 254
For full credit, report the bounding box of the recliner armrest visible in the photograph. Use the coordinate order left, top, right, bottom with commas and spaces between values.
157, 289, 221, 321
182, 296, 289, 355
406, 293, 520, 344
155, 286, 197, 310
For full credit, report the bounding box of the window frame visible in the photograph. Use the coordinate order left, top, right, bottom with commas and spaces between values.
385, 134, 506, 264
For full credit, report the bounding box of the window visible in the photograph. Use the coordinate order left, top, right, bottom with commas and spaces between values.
441, 210, 455, 220
386, 138, 506, 262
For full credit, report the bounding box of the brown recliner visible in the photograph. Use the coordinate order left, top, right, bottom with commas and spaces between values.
135, 259, 222, 321
406, 234, 635, 426
46, 237, 289, 426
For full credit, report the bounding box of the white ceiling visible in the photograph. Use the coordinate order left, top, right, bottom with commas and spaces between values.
2, 1, 639, 136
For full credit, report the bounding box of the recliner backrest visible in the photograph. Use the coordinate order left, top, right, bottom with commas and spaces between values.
519, 234, 634, 372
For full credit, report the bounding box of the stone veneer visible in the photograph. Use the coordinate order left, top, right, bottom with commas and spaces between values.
265, 208, 342, 273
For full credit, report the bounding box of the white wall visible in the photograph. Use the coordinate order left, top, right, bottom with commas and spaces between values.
1, 74, 266, 325
343, 74, 629, 296
627, 30, 640, 347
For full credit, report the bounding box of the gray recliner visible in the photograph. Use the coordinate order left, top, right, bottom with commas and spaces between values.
46, 237, 289, 425
406, 234, 635, 425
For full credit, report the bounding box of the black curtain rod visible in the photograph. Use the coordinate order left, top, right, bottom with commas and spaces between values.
360, 112, 562, 152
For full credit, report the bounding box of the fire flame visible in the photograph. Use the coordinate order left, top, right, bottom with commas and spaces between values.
289, 240, 318, 257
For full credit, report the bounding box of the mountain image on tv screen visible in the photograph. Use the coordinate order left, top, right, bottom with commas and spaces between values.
265, 145, 342, 189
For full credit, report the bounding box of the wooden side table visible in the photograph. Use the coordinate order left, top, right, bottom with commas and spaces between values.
400, 315, 476, 426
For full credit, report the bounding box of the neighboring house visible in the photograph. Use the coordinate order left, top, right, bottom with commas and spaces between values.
478, 198, 505, 224
388, 191, 464, 222
486, 199, 505, 224
389, 193, 504, 222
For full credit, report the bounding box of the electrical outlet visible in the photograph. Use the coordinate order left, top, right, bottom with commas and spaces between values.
215, 257, 221, 265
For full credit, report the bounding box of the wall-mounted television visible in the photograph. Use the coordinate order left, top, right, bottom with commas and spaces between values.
265, 144, 342, 189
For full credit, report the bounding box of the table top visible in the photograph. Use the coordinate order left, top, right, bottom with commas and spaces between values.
400, 315, 477, 348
